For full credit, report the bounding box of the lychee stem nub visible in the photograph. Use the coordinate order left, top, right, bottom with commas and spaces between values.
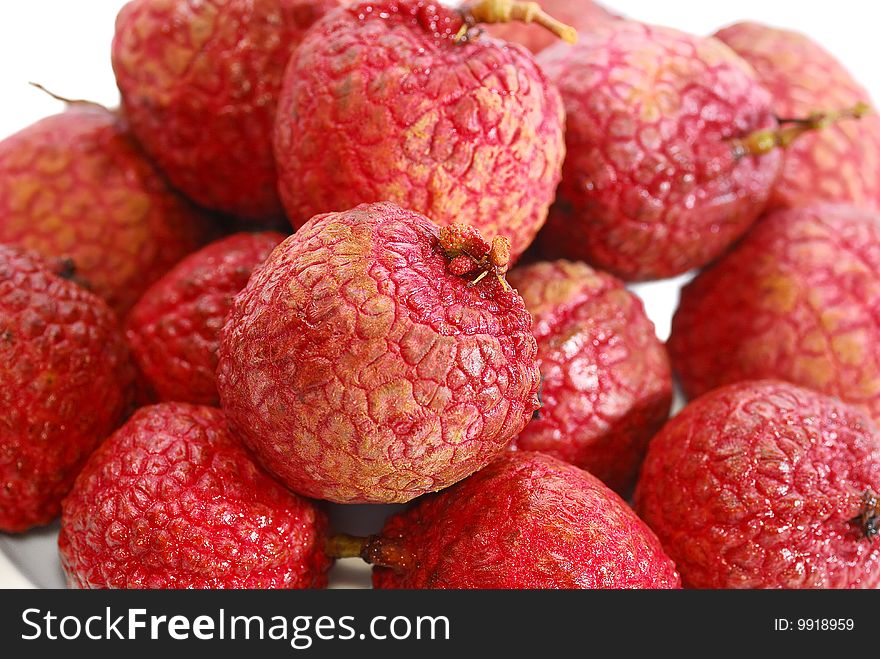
438, 225, 512, 289
733, 101, 874, 158
460, 0, 578, 44
857, 489, 879, 541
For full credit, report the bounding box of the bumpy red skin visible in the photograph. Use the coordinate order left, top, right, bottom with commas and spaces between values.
669, 204, 880, 424
372, 451, 680, 589
507, 261, 671, 495
0, 246, 132, 532
635, 381, 880, 589
715, 22, 880, 211
536, 21, 781, 281
486, 0, 618, 54
0, 108, 213, 315
59, 403, 330, 589
274, 0, 565, 260
112, 0, 345, 221
125, 231, 285, 406
217, 202, 540, 504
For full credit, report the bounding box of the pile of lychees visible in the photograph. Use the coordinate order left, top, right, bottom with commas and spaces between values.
1, 0, 879, 590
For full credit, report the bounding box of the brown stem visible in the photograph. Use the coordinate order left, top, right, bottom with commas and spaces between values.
325, 534, 370, 559
325, 534, 416, 570
459, 0, 578, 44
732, 101, 873, 158
439, 225, 512, 289
855, 489, 879, 541
29, 82, 107, 110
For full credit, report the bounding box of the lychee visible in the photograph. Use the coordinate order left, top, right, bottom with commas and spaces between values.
216, 202, 540, 504
273, 0, 569, 260
59, 403, 331, 588
715, 21, 880, 211
668, 204, 880, 424
0, 245, 132, 533
0, 106, 213, 316
125, 231, 285, 406
329, 451, 680, 588
635, 380, 880, 589
112, 0, 346, 221
507, 260, 671, 494
535, 20, 783, 280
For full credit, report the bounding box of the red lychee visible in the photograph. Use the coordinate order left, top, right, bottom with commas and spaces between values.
507, 260, 671, 495
125, 231, 285, 406
112, 0, 346, 221
668, 204, 880, 424
0, 107, 213, 315
536, 20, 782, 280
486, 0, 617, 54
635, 380, 880, 589
216, 202, 540, 504
59, 403, 330, 589
715, 21, 880, 211
273, 0, 567, 260
329, 451, 680, 589
0, 245, 132, 533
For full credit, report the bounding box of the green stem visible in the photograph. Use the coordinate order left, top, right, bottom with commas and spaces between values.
733, 101, 873, 157
460, 0, 578, 44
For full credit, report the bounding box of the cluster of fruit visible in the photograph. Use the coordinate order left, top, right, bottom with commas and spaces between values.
1, 0, 879, 589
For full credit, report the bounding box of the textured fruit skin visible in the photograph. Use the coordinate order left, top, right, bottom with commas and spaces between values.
126, 231, 285, 406
0, 246, 132, 532
59, 403, 331, 589
372, 451, 680, 589
536, 21, 781, 281
715, 22, 880, 211
273, 0, 565, 260
217, 202, 540, 504
507, 260, 671, 494
669, 204, 880, 424
112, 0, 345, 221
635, 381, 880, 589
486, 0, 618, 54
0, 107, 212, 315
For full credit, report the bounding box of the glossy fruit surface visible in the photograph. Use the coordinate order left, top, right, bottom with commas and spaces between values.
669, 204, 880, 424
274, 0, 566, 259
0, 245, 132, 532
507, 260, 671, 494
217, 202, 540, 504
0, 107, 212, 315
636, 380, 880, 589
126, 231, 284, 405
59, 403, 331, 589
371, 451, 681, 588
537, 21, 781, 280
113, 0, 345, 220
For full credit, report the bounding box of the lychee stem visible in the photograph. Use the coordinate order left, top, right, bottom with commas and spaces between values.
438, 225, 512, 289
29, 82, 107, 111
855, 489, 879, 541
325, 534, 368, 559
458, 0, 578, 44
732, 101, 873, 158
325, 534, 414, 570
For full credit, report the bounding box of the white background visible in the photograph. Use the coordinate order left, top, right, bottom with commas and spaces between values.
1, 1, 879, 139
0, 1, 878, 587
